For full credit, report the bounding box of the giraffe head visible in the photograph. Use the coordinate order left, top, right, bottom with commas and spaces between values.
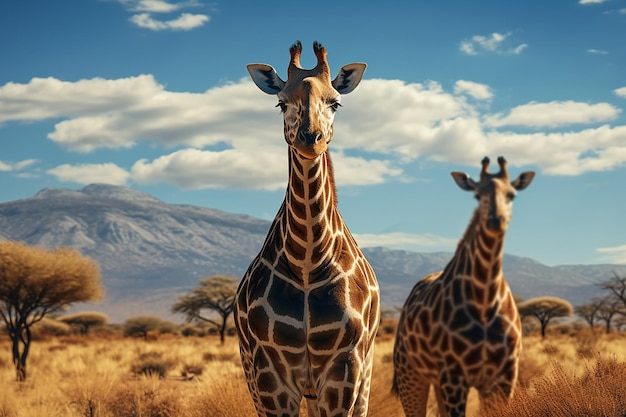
451, 156, 535, 233
247, 41, 366, 159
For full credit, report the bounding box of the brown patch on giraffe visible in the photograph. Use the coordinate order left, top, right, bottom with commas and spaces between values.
418, 309, 431, 334
289, 198, 306, 220
285, 231, 306, 261
464, 344, 483, 367
266, 278, 304, 320
258, 371, 278, 393
452, 336, 469, 357
273, 321, 305, 347
260, 394, 277, 412
341, 386, 354, 410
248, 306, 270, 341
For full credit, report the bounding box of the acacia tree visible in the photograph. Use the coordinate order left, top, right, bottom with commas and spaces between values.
600, 272, 626, 308
0, 242, 103, 381
574, 299, 603, 329
172, 275, 238, 344
58, 312, 108, 335
518, 296, 573, 339
596, 295, 624, 334
123, 316, 177, 340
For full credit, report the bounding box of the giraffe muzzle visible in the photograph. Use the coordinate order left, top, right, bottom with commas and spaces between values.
298, 130, 323, 146
487, 216, 507, 232
294, 130, 328, 158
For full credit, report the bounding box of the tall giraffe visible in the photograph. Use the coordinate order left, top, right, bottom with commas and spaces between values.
234, 41, 380, 417
392, 156, 535, 417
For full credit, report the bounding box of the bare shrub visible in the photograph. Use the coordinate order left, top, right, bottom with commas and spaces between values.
484, 356, 626, 417
106, 381, 183, 417
574, 328, 600, 359
130, 352, 176, 379
202, 351, 238, 363
181, 362, 205, 380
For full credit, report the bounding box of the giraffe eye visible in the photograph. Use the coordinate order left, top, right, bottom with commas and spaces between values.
508, 192, 516, 201
329, 100, 342, 112
276, 101, 287, 113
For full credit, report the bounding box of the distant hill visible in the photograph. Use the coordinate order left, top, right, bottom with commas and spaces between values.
1, 184, 624, 322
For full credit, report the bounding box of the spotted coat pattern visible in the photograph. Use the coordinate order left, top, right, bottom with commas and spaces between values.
392, 157, 535, 417
235, 41, 380, 417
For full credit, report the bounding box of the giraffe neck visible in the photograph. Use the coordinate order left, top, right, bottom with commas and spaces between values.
445, 210, 507, 317
279, 148, 341, 282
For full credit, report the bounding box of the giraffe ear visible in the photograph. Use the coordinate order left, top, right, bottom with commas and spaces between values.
451, 172, 477, 191
247, 64, 286, 95
332, 63, 366, 94
511, 171, 536, 191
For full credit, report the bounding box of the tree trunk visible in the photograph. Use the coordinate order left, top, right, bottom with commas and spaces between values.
606, 320, 612, 334
219, 315, 227, 345
10, 323, 31, 381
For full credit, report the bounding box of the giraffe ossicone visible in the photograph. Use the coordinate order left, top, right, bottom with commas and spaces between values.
392, 156, 535, 417
235, 41, 380, 417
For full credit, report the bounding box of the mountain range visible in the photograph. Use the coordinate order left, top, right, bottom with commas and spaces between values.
1, 184, 624, 323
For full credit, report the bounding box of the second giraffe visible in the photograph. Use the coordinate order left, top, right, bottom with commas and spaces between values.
392, 156, 535, 417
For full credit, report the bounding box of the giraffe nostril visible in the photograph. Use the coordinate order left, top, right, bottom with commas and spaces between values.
298, 131, 322, 145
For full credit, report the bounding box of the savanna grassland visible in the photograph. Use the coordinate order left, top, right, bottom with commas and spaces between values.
1, 326, 626, 417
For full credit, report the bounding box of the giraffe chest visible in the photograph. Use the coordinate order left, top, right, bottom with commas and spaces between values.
239, 255, 376, 344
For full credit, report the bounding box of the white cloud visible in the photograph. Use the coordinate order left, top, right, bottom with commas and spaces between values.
353, 232, 458, 252
131, 148, 287, 190
130, 12, 209, 31
614, 86, 626, 98
0, 159, 38, 172
0, 75, 160, 125
121, 0, 201, 13
116, 0, 209, 31
579, 0, 609, 4
587, 49, 609, 54
454, 80, 493, 100
596, 244, 626, 264
3, 75, 626, 187
47, 163, 130, 185
459, 32, 527, 56
130, 148, 402, 190
484, 101, 620, 128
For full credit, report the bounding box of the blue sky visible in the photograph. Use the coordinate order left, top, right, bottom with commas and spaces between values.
1, 0, 625, 267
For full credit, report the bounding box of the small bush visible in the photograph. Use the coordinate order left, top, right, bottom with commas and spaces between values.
181, 362, 205, 380
107, 381, 183, 417
130, 352, 176, 379
202, 351, 238, 363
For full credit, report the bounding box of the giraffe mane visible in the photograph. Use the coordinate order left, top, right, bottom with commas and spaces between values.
324, 151, 338, 207
456, 209, 480, 251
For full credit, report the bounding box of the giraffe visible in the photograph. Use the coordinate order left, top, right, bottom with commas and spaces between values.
392, 156, 535, 417
234, 41, 380, 417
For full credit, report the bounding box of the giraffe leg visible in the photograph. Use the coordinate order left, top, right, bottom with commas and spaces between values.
478, 374, 516, 414
311, 350, 372, 417
433, 385, 446, 417
395, 372, 430, 417
350, 346, 375, 417
437, 371, 469, 417
239, 343, 303, 417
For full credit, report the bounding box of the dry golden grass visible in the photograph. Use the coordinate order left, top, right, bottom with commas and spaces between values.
1, 328, 625, 416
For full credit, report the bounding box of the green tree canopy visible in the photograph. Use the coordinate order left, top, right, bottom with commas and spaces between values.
172, 275, 238, 344
0, 241, 103, 380
518, 296, 573, 339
